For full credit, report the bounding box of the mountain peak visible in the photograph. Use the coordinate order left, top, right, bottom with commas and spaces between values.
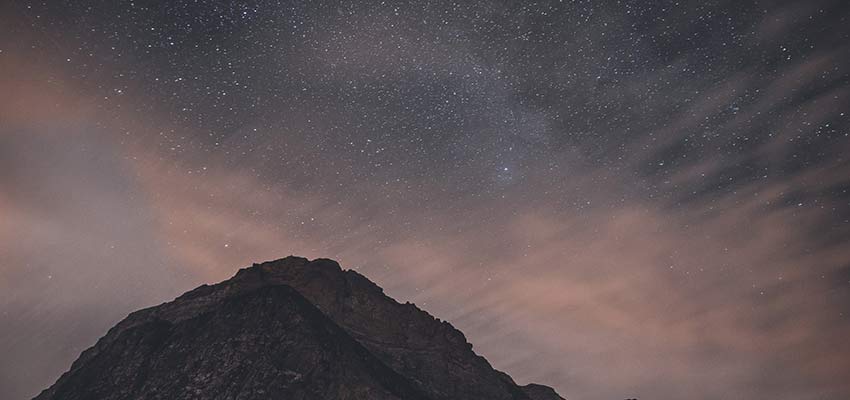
234, 256, 342, 282
35, 256, 565, 400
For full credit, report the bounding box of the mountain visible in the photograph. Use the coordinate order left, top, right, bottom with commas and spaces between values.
34, 256, 565, 400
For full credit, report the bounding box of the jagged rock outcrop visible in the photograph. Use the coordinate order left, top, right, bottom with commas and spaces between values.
35, 256, 565, 400
521, 383, 566, 400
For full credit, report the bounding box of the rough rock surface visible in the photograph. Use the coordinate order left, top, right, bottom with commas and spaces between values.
35, 256, 565, 400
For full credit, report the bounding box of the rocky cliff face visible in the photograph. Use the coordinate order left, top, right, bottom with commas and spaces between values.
35, 256, 565, 400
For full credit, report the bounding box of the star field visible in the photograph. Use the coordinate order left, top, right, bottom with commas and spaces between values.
1, 1, 850, 399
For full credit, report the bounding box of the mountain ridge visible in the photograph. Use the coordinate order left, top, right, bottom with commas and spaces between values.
34, 256, 565, 400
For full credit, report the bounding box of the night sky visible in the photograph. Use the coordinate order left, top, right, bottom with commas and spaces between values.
2, 1, 850, 399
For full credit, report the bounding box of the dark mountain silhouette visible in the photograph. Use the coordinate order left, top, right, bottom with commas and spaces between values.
34, 256, 565, 400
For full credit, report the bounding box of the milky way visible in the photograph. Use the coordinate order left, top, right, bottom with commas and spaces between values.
2, 1, 849, 399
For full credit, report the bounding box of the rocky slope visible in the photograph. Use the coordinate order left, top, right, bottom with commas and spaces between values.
35, 256, 565, 400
